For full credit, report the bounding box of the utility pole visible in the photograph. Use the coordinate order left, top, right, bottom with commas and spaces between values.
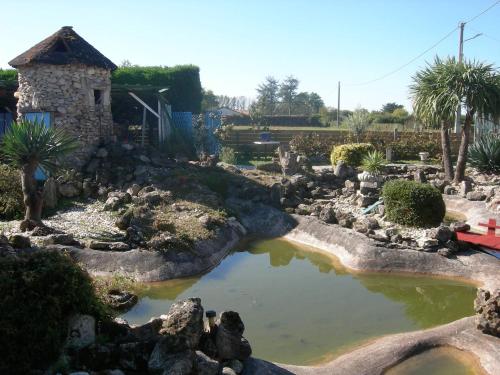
337, 81, 340, 127
454, 22, 465, 134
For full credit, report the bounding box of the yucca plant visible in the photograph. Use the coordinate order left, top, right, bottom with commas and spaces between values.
361, 150, 386, 174
468, 135, 500, 173
1, 119, 77, 230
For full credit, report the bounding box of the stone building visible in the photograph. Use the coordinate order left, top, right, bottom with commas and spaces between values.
9, 26, 117, 164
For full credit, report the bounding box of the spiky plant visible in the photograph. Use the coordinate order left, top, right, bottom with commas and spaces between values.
361, 150, 386, 174
1, 119, 77, 229
468, 135, 500, 173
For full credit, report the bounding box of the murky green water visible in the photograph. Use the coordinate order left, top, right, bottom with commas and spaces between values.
121, 238, 476, 365
385, 347, 481, 375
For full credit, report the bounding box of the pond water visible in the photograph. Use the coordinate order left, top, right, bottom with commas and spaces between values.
121, 238, 476, 365
385, 347, 482, 375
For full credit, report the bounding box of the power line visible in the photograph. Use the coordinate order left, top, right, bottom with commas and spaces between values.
465, 0, 500, 24
469, 25, 500, 45
344, 26, 458, 86
344, 0, 500, 87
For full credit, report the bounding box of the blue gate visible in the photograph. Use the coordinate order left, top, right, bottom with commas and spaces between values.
25, 112, 52, 181
204, 111, 221, 155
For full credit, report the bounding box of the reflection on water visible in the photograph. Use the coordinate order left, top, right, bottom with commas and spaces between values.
121, 238, 476, 365
385, 347, 481, 375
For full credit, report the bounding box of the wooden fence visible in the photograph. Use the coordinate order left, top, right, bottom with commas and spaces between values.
222, 128, 462, 158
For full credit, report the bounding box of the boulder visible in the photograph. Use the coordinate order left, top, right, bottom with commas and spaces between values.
43, 177, 58, 209
413, 169, 427, 183
148, 348, 195, 375
222, 368, 238, 375
466, 191, 486, 201
432, 225, 453, 243
334, 161, 349, 179
318, 207, 337, 224
450, 222, 470, 233
9, 234, 31, 249
88, 240, 130, 251
443, 185, 457, 195
215, 311, 252, 361
225, 359, 244, 374
96, 147, 109, 158
475, 289, 500, 337
160, 298, 204, 349
58, 182, 81, 198
38, 233, 76, 246
195, 351, 220, 375
107, 290, 138, 311
104, 197, 122, 211
127, 184, 142, 197
115, 210, 133, 230
128, 318, 163, 342
66, 314, 95, 349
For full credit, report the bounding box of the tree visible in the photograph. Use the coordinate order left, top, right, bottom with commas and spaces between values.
381, 102, 404, 113
345, 108, 371, 142
410, 57, 500, 182
1, 120, 77, 230
307, 92, 325, 114
278, 76, 299, 115
255, 76, 280, 115
201, 89, 219, 111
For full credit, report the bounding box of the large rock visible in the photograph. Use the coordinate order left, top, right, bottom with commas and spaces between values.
148, 348, 195, 375
215, 311, 252, 361
160, 298, 204, 349
195, 351, 219, 375
9, 234, 31, 249
475, 289, 500, 337
66, 314, 96, 349
58, 182, 81, 198
466, 191, 486, 201
43, 177, 58, 209
334, 161, 349, 179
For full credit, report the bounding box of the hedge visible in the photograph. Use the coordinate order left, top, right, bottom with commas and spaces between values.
224, 114, 322, 126
0, 252, 108, 374
330, 143, 374, 167
382, 179, 445, 227
111, 65, 202, 125
0, 69, 18, 112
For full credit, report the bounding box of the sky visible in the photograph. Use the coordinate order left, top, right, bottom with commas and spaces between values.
1, 0, 499, 111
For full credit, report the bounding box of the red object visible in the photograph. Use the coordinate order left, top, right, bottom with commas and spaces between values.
456, 219, 500, 250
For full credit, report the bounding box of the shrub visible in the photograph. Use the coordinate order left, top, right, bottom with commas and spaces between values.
468, 135, 500, 173
382, 180, 445, 227
0, 252, 108, 374
362, 150, 386, 174
219, 146, 237, 165
0, 164, 24, 220
330, 143, 374, 167
289, 133, 332, 160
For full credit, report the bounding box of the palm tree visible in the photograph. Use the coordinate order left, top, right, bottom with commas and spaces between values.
410, 57, 500, 182
1, 119, 77, 230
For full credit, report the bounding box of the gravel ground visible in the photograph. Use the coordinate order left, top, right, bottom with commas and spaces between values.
0, 200, 123, 241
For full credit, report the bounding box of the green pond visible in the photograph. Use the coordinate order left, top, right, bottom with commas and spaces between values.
385, 347, 481, 375
121, 238, 477, 365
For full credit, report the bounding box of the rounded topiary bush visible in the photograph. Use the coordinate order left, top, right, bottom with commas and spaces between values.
0, 164, 24, 220
0, 251, 108, 374
382, 179, 445, 227
330, 143, 374, 167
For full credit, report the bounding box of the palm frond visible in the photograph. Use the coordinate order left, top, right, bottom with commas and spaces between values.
1, 119, 78, 172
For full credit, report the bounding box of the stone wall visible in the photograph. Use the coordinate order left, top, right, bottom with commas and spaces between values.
15, 63, 113, 166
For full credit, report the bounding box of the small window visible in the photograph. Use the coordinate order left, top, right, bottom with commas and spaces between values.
93, 89, 103, 106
